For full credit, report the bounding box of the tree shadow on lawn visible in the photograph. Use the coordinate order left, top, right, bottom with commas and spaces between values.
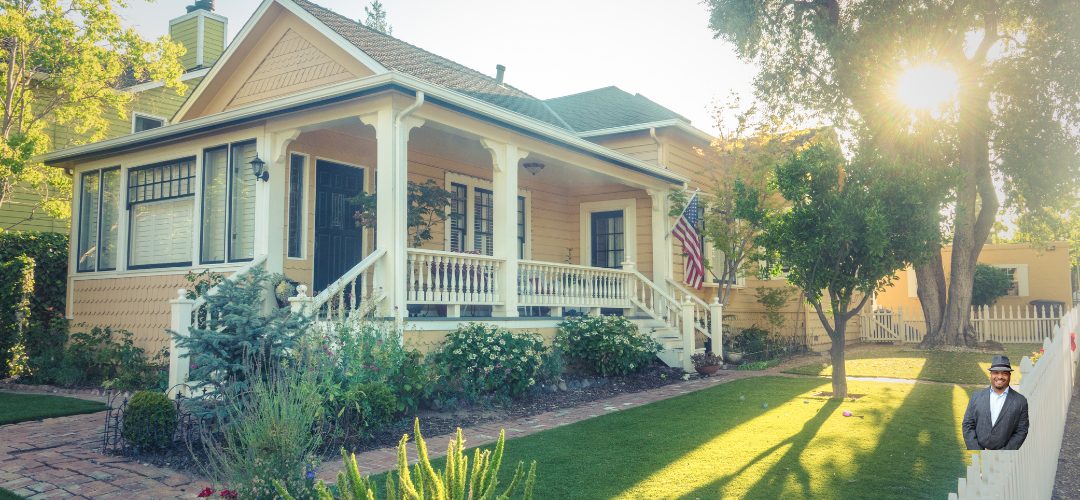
684, 398, 842, 499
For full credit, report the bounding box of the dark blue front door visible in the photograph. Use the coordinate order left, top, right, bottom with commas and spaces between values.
313, 160, 364, 293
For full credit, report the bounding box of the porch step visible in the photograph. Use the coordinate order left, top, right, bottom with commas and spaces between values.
632, 319, 685, 370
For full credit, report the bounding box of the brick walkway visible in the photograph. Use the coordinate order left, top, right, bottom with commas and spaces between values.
0, 394, 199, 499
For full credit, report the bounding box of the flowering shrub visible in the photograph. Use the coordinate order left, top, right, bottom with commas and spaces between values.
555, 315, 661, 376
430, 323, 546, 400
1030, 347, 1045, 364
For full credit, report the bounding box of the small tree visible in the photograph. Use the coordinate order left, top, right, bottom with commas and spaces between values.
760, 143, 938, 398
971, 264, 1013, 308
352, 179, 453, 247
362, 0, 393, 35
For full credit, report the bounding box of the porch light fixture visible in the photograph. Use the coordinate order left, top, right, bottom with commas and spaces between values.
522, 162, 545, 175
250, 154, 269, 182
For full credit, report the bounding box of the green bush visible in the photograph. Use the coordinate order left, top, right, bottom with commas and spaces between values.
729, 325, 770, 360
196, 358, 323, 499
972, 263, 1013, 307
56, 326, 159, 390
431, 323, 546, 401
555, 315, 660, 376
172, 265, 309, 419
0, 231, 68, 379
338, 382, 398, 438
122, 391, 178, 450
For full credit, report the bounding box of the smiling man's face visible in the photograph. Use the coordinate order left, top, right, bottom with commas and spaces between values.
990, 369, 1011, 392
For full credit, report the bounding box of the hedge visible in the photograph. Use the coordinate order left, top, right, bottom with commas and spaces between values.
0, 231, 68, 378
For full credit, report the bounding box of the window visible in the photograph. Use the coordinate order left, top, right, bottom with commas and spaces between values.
474, 188, 494, 256
76, 168, 120, 272
132, 113, 164, 133
200, 140, 256, 264
591, 210, 624, 268
127, 157, 195, 269
287, 154, 305, 259
994, 264, 1030, 297
445, 175, 528, 257
449, 183, 467, 252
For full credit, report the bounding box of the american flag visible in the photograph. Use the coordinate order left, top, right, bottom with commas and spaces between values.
672, 193, 705, 289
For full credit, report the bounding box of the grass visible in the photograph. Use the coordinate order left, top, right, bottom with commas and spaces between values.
370, 376, 972, 499
782, 343, 1041, 385
0, 392, 106, 425
0, 488, 21, 500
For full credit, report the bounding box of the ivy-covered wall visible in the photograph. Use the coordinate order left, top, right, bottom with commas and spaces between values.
0, 231, 68, 378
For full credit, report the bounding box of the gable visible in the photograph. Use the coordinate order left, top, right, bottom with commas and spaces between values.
226, 28, 353, 110
177, 2, 378, 121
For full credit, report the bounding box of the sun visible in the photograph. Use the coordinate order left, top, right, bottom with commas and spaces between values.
895, 64, 959, 112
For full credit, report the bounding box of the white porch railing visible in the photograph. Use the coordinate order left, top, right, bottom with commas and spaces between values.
407, 249, 503, 305
293, 248, 386, 321
667, 278, 717, 345
168, 254, 268, 398
517, 260, 629, 308
949, 304, 1079, 499
861, 304, 1064, 344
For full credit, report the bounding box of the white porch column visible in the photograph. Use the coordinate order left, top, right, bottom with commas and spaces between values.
253, 139, 272, 267
264, 128, 300, 274
648, 189, 674, 290
710, 297, 723, 358
482, 139, 528, 317
365, 105, 424, 323
168, 289, 195, 399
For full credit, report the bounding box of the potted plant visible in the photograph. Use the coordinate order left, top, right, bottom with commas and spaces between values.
691, 351, 723, 375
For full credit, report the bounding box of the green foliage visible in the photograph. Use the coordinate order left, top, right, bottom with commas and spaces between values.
352, 179, 454, 247
52, 325, 159, 390
183, 268, 225, 300
277, 419, 537, 500
195, 358, 324, 499
555, 316, 661, 377
173, 265, 309, 418
0, 231, 67, 378
362, 0, 393, 35
431, 323, 546, 401
0, 1, 185, 221
971, 264, 1013, 308
754, 286, 794, 332
122, 391, 177, 450
339, 382, 398, 437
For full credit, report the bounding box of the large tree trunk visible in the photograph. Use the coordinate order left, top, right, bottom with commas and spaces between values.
813, 301, 849, 399
916, 248, 948, 347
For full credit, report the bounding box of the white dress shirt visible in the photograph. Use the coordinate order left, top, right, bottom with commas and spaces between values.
990, 386, 1010, 426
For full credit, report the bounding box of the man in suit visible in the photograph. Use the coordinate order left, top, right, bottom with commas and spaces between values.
962, 355, 1029, 450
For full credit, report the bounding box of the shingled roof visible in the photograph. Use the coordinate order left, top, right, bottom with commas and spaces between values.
292, 0, 571, 130
544, 86, 691, 133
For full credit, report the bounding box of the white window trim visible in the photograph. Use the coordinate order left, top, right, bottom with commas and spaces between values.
443, 172, 530, 258
314, 156, 373, 256
993, 264, 1030, 297
907, 267, 918, 298
286, 152, 310, 260
700, 248, 746, 289
579, 198, 636, 267
131, 112, 167, 133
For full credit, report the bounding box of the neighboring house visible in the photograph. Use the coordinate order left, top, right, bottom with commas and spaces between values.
875, 242, 1074, 313
45, 0, 846, 369
1, 4, 227, 232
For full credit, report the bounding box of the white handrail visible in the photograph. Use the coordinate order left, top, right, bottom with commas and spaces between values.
667, 278, 713, 340
629, 270, 682, 330
408, 249, 503, 305
517, 260, 630, 308
308, 248, 386, 320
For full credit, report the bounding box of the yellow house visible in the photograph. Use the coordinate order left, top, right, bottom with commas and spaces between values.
45, 0, 750, 380
875, 242, 1074, 313
1, 4, 227, 232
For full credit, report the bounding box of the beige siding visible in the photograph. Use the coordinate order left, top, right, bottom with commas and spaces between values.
589, 132, 660, 165
225, 28, 356, 110
71, 274, 190, 354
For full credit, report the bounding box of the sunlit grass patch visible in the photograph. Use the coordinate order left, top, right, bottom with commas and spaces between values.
783, 344, 1040, 385
0, 392, 106, 425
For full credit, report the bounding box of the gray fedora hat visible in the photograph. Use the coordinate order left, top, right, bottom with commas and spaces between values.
989, 355, 1014, 372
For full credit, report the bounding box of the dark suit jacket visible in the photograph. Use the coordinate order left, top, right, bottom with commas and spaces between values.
962, 386, 1029, 450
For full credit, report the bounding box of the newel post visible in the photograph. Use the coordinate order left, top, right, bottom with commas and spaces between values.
681, 298, 695, 372
710, 297, 723, 358
289, 284, 314, 317
621, 259, 636, 316
168, 289, 195, 399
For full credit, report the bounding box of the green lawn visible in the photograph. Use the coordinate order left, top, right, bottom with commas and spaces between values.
375, 376, 972, 499
0, 392, 106, 425
782, 343, 1041, 385
0, 488, 21, 500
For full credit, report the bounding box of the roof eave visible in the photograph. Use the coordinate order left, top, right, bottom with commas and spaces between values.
41, 72, 687, 186
577, 120, 715, 144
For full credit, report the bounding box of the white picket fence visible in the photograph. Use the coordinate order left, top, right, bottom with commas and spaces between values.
948, 304, 1080, 499
863, 304, 1065, 344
